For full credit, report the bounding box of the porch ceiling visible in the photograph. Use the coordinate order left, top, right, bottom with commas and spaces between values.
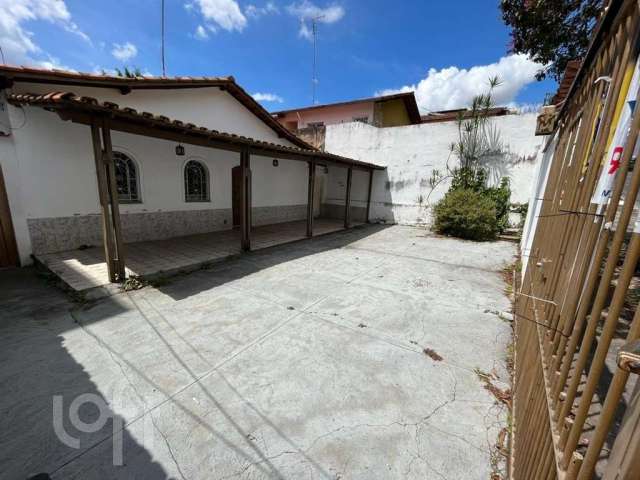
7, 92, 385, 171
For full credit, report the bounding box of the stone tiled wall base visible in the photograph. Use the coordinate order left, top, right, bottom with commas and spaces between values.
251, 204, 307, 227
28, 205, 309, 255
320, 203, 367, 223
28, 209, 232, 254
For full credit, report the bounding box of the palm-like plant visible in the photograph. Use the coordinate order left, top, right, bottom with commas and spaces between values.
428, 76, 506, 194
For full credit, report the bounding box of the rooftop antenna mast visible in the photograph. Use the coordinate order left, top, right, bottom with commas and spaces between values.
311, 15, 324, 104
161, 0, 166, 76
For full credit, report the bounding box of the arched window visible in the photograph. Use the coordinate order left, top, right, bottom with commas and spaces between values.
184, 160, 210, 202
113, 151, 140, 203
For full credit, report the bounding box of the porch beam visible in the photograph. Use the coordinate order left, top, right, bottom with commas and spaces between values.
55, 110, 381, 172
101, 120, 126, 280
366, 169, 374, 223
344, 167, 353, 229
240, 147, 251, 251
307, 160, 316, 237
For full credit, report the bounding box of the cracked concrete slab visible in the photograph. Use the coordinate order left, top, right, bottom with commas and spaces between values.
0, 225, 515, 479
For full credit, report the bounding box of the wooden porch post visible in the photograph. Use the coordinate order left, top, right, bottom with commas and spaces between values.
90, 122, 118, 282
344, 166, 353, 229
307, 160, 316, 237
365, 169, 374, 223
240, 147, 251, 251
101, 120, 126, 280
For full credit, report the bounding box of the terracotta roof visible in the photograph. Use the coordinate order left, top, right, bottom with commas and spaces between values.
0, 64, 311, 150
551, 60, 582, 105
271, 92, 422, 125
421, 107, 512, 124
7, 92, 384, 170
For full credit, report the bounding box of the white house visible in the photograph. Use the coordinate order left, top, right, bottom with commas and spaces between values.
0, 66, 381, 288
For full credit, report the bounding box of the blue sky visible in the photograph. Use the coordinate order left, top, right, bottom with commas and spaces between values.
2, 0, 557, 113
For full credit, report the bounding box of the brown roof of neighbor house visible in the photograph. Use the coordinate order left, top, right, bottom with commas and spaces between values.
7, 92, 385, 170
551, 60, 582, 105
0, 64, 311, 150
271, 92, 423, 125
420, 107, 512, 124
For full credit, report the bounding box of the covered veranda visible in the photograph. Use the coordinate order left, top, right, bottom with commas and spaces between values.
9, 92, 381, 293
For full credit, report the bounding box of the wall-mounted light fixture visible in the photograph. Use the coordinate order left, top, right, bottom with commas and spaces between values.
272, 159, 279, 167
175, 144, 185, 156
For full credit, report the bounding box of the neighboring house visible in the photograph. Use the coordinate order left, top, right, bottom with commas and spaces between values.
272, 92, 422, 148
0, 66, 382, 278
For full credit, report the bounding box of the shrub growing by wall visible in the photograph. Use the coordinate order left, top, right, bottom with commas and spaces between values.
433, 188, 500, 241
484, 177, 512, 233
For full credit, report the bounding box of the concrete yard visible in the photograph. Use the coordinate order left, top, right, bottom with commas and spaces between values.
0, 225, 516, 480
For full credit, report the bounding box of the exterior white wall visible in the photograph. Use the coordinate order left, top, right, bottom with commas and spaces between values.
521, 133, 556, 279
251, 155, 308, 207
0, 83, 308, 264
13, 82, 294, 146
324, 113, 545, 225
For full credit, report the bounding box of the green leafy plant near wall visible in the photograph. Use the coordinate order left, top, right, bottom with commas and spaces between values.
433, 189, 500, 241
430, 77, 512, 241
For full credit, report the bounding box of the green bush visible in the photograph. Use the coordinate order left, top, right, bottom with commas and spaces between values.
449, 168, 512, 234
433, 188, 500, 241
484, 178, 511, 233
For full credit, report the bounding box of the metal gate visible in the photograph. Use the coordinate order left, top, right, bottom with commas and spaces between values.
513, 0, 640, 478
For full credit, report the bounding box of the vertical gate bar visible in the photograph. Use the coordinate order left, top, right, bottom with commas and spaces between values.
556, 14, 639, 431
578, 303, 640, 478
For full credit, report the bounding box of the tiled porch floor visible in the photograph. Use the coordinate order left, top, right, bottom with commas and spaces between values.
35, 218, 357, 292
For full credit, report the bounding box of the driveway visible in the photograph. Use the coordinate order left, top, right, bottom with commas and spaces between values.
0, 225, 515, 480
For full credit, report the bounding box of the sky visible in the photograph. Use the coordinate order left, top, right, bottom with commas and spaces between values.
0, 0, 558, 113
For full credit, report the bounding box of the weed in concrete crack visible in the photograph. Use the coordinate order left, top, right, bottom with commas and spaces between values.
121, 275, 149, 291
423, 348, 443, 362
357, 323, 367, 328
475, 368, 511, 407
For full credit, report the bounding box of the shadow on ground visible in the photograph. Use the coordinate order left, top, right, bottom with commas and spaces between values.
0, 268, 169, 479
0, 225, 389, 479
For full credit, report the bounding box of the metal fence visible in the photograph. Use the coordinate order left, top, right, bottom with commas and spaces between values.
513, 1, 640, 478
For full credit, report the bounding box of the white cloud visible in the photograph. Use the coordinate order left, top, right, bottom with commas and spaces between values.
194, 24, 209, 39
287, 1, 345, 40
111, 42, 137, 62
191, 0, 247, 32
252, 92, 284, 103
376, 54, 542, 113
246, 2, 279, 18
0, 0, 89, 67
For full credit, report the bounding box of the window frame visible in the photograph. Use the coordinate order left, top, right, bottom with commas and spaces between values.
112, 150, 142, 204
183, 158, 211, 203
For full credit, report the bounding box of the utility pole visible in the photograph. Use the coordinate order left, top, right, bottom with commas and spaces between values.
311, 15, 324, 104
161, 0, 166, 76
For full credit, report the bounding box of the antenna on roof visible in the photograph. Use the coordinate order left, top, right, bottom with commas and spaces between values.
161, 0, 166, 76
311, 15, 324, 105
